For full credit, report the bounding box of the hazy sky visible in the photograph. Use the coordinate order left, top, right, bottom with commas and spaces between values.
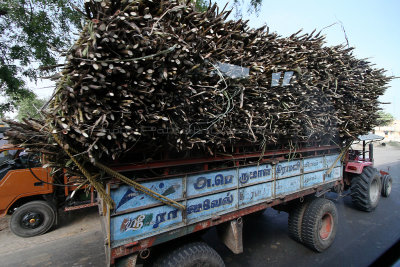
30, 0, 399, 119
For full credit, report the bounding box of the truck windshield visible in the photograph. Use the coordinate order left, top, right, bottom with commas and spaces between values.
0, 150, 17, 165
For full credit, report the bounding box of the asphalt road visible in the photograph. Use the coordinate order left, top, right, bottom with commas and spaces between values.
1, 145, 399, 267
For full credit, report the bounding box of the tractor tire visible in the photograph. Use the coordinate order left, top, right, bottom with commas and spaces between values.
153, 242, 225, 267
288, 200, 311, 243
350, 166, 381, 211
301, 198, 338, 252
381, 174, 393, 197
10, 200, 56, 238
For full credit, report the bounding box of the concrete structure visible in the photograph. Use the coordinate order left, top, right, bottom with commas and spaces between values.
375, 120, 400, 142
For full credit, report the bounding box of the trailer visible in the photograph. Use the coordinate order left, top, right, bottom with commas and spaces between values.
99, 145, 349, 266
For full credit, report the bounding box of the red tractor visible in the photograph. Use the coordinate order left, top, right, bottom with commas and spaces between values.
344, 134, 393, 211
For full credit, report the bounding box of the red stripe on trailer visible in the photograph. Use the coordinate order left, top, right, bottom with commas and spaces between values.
111, 146, 339, 172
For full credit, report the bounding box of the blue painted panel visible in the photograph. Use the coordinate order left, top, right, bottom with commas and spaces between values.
325, 154, 341, 168
111, 205, 183, 245
187, 190, 236, 223
303, 157, 324, 173
187, 169, 238, 197
303, 171, 324, 188
238, 164, 273, 187
239, 182, 273, 207
276, 160, 301, 178
112, 178, 183, 212
107, 153, 344, 248
276, 176, 301, 195
325, 167, 342, 181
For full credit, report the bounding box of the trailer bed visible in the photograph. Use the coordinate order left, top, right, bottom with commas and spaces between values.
100, 151, 343, 263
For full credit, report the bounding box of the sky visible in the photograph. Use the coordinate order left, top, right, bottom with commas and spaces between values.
26, 0, 400, 119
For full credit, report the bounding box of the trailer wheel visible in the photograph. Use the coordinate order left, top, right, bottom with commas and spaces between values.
288, 201, 311, 243
381, 174, 393, 197
301, 198, 338, 252
10, 200, 56, 237
350, 166, 381, 211
153, 242, 225, 267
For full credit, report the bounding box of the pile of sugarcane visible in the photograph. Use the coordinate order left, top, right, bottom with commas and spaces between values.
4, 0, 392, 171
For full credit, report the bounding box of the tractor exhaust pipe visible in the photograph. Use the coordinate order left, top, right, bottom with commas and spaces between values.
369, 143, 374, 163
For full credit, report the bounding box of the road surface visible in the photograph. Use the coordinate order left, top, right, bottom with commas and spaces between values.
1, 145, 399, 266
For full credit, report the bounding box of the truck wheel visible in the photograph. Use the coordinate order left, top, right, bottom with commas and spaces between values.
153, 242, 225, 267
10, 200, 56, 237
301, 198, 338, 252
350, 166, 381, 211
288, 201, 311, 243
381, 174, 393, 197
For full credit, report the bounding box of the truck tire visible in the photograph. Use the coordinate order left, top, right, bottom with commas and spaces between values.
10, 200, 56, 237
350, 166, 381, 211
153, 242, 225, 267
301, 198, 338, 252
288, 201, 311, 243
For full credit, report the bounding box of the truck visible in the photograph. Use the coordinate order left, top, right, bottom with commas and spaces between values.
0, 143, 98, 237
95, 134, 393, 266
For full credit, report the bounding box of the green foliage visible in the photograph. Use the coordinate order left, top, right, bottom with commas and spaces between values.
16, 95, 47, 121
376, 111, 395, 126
0, 0, 84, 115
0, 64, 34, 114
194, 0, 208, 12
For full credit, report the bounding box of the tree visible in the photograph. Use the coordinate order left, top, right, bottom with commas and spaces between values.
0, 0, 84, 115
195, 0, 208, 12
16, 95, 47, 121
376, 111, 395, 126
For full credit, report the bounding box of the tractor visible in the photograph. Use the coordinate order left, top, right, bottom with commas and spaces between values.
344, 134, 393, 211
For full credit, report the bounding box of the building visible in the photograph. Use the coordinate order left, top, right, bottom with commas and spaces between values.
374, 120, 400, 142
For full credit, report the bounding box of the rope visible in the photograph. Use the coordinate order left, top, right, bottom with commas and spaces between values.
91, 160, 185, 210
52, 134, 115, 208
326, 143, 351, 175
56, 135, 185, 210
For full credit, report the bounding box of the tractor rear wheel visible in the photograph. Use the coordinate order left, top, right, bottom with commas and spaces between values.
350, 166, 381, 212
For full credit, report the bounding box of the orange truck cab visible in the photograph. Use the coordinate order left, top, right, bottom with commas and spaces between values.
0, 144, 54, 217
0, 144, 97, 237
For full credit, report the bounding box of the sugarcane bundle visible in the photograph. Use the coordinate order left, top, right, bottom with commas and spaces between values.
3, 0, 392, 175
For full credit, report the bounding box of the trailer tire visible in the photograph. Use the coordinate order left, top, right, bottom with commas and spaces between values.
350, 166, 381, 211
301, 198, 338, 252
153, 242, 225, 267
288, 201, 311, 243
10, 200, 56, 238
381, 174, 393, 197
